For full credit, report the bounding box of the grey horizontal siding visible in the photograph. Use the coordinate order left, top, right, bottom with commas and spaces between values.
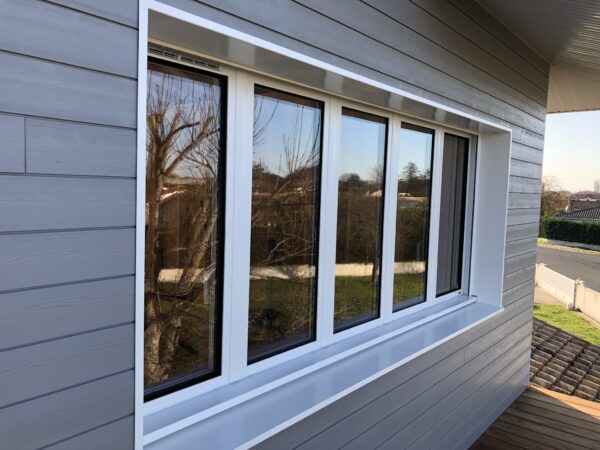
0, 370, 134, 450
506, 222, 539, 242
157, 0, 545, 138
0, 277, 134, 351
0, 176, 135, 232
45, 415, 134, 450
0, 1, 138, 445
448, 0, 548, 74
293, 320, 532, 450
0, 324, 133, 408
504, 251, 536, 276
0, 51, 136, 128
0, 113, 25, 173
507, 208, 540, 226
0, 0, 137, 78
505, 236, 537, 259
503, 282, 534, 307
256, 295, 533, 450
297, 0, 546, 113
26, 118, 137, 177
409, 0, 548, 88
0, 228, 135, 292
368, 343, 531, 449
46, 0, 138, 27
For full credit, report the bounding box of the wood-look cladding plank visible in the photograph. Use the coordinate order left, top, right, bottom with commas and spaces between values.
505, 251, 537, 275
507, 208, 540, 226
504, 265, 535, 291
511, 143, 544, 165
0, 113, 24, 173
406, 0, 549, 89
506, 222, 539, 243
0, 0, 137, 78
297, 0, 547, 112
448, 0, 549, 74
508, 192, 541, 210
373, 347, 531, 450
358, 0, 547, 103
26, 118, 136, 177
0, 52, 136, 128
0, 228, 135, 292
0, 370, 134, 450
0, 324, 133, 408
509, 176, 542, 194
503, 282, 533, 307
45, 415, 134, 450
256, 297, 533, 449
45, 0, 138, 28
438, 370, 530, 450
310, 322, 532, 450
459, 376, 528, 450
181, 0, 546, 135
0, 176, 135, 232
505, 237, 537, 259
510, 159, 543, 179
0, 277, 134, 351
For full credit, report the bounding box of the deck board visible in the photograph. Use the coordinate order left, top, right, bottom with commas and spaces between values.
471, 385, 600, 449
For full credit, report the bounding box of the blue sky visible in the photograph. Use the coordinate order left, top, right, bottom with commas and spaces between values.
543, 110, 600, 192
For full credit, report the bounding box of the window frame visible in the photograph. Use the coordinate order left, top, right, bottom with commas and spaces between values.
142, 47, 479, 411
143, 57, 230, 402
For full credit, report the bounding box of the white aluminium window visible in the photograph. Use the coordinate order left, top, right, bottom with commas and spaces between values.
143, 46, 478, 403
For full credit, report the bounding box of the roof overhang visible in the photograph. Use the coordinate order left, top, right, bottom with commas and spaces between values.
479, 0, 600, 113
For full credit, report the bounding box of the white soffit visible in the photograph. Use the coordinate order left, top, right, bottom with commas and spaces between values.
148, 10, 507, 134
479, 0, 600, 113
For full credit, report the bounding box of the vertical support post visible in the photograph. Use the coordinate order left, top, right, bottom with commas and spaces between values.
574, 278, 585, 311
535, 263, 546, 286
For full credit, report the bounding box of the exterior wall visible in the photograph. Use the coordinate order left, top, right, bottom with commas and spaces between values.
0, 1, 138, 448
151, 0, 548, 448
0, 0, 547, 449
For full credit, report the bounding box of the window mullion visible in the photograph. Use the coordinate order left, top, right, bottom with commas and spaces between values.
319, 97, 341, 346
228, 71, 254, 381
426, 128, 444, 303
380, 115, 402, 319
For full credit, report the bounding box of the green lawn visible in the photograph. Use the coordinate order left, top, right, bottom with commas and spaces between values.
533, 304, 600, 346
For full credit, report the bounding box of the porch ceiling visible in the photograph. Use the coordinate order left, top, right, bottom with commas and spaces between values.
479, 0, 600, 113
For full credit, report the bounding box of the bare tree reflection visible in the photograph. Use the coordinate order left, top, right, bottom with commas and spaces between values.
248, 91, 322, 359
145, 64, 223, 388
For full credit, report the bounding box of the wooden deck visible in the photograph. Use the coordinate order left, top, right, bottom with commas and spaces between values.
471, 385, 600, 449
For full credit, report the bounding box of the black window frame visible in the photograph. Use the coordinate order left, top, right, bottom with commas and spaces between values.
333, 106, 389, 333
247, 83, 325, 364
393, 122, 435, 312
144, 57, 228, 402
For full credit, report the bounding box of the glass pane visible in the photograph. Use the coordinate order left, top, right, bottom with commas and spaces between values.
334, 108, 387, 332
393, 124, 434, 311
248, 86, 323, 363
437, 134, 469, 296
144, 61, 225, 399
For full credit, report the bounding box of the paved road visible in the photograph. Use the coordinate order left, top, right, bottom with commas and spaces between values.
536, 245, 600, 292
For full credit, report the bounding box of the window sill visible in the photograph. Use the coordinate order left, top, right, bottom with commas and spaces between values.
144, 296, 502, 448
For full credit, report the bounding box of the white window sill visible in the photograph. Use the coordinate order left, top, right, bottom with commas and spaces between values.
144, 296, 502, 448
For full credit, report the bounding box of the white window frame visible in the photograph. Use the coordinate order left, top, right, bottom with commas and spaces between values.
136, 2, 513, 447
142, 52, 479, 404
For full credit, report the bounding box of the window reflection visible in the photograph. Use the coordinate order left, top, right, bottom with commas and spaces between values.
437, 134, 469, 296
334, 108, 387, 332
248, 86, 323, 363
394, 124, 433, 311
144, 60, 225, 399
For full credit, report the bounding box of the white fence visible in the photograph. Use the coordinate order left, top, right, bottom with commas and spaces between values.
536, 263, 600, 323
